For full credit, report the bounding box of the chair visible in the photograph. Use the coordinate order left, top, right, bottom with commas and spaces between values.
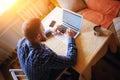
9, 69, 27, 80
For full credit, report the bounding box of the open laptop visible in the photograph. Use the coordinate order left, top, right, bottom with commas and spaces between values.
54, 8, 83, 43
61, 8, 83, 38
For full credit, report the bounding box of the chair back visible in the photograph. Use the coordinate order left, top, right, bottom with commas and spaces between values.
9, 69, 27, 80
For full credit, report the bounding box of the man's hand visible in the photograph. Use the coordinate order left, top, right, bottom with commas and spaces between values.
50, 25, 75, 38
65, 28, 75, 38
51, 25, 64, 35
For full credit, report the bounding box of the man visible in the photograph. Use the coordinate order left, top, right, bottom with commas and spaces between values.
17, 18, 77, 80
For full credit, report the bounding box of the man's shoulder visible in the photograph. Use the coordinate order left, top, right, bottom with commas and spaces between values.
17, 37, 29, 54
18, 37, 26, 44
17, 37, 28, 49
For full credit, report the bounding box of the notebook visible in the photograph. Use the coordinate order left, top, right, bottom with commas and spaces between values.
61, 8, 83, 38
54, 8, 83, 43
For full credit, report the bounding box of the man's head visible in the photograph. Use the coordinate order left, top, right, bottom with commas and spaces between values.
22, 18, 47, 43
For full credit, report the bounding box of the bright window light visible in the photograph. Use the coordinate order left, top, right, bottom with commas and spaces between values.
0, 0, 17, 15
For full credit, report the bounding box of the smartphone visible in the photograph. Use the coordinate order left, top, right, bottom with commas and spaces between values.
49, 20, 56, 27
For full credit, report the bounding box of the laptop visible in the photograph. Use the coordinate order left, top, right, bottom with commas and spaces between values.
54, 8, 83, 43
61, 8, 83, 38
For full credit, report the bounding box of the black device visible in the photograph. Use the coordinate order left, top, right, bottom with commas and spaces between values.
49, 20, 56, 27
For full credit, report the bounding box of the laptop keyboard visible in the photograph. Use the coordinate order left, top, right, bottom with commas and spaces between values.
62, 22, 79, 32
54, 22, 78, 44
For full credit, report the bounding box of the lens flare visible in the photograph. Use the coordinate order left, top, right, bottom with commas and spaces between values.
0, 0, 17, 15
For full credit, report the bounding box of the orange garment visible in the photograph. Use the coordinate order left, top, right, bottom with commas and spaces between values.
80, 0, 120, 28
80, 8, 120, 28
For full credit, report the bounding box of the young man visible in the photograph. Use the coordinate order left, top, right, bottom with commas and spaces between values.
17, 18, 77, 80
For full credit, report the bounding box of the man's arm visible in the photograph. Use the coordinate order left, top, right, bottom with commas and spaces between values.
44, 37, 77, 69
43, 28, 77, 69
45, 25, 64, 37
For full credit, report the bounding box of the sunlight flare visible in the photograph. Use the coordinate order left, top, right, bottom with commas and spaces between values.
0, 0, 17, 15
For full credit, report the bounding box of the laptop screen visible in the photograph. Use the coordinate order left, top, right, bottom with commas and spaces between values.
63, 9, 83, 30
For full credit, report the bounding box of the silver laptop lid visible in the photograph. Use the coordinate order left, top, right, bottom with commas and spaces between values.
62, 9, 83, 32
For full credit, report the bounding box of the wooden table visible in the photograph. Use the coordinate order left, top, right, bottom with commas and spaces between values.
42, 7, 112, 80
